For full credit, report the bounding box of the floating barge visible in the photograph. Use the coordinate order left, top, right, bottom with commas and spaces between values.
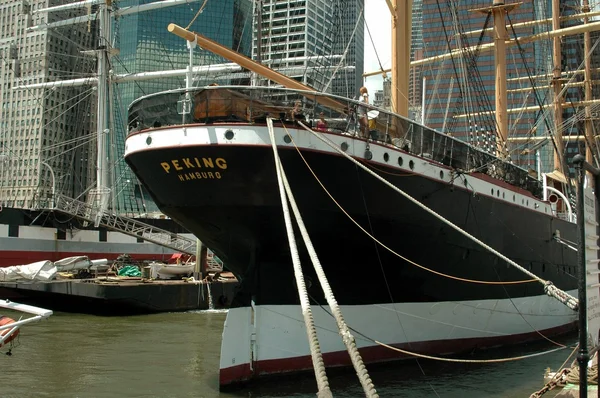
0, 274, 238, 315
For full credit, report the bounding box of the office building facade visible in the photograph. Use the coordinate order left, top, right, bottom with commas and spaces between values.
252, 0, 364, 100
0, 0, 96, 209
0, 0, 252, 213
421, 0, 592, 173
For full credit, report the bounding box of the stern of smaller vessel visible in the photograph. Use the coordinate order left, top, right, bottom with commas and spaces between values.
219, 306, 255, 388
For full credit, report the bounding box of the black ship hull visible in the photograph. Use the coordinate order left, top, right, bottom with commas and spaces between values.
125, 123, 578, 386
125, 87, 577, 387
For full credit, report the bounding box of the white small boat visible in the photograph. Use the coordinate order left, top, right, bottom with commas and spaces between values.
153, 263, 194, 279
0, 299, 53, 352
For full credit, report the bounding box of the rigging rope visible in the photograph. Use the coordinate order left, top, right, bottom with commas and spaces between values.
363, 12, 387, 80
322, 8, 363, 93
297, 121, 579, 311
185, 0, 209, 30
506, 14, 569, 181
286, 130, 537, 285
266, 119, 333, 398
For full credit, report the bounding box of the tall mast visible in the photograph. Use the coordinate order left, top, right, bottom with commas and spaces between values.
475, 1, 518, 158
552, 0, 566, 174
491, 1, 512, 158
583, 0, 595, 173
256, 0, 262, 64
96, 0, 111, 192
389, 0, 411, 117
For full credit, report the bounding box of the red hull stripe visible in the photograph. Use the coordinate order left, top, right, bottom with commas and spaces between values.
219, 321, 576, 387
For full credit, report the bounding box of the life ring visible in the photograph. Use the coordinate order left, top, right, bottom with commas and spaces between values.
0, 316, 20, 347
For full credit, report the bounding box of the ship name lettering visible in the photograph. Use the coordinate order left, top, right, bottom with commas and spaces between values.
160, 157, 228, 173
178, 171, 222, 181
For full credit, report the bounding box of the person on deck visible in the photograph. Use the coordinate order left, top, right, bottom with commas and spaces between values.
291, 100, 305, 121
357, 86, 369, 138
316, 112, 328, 131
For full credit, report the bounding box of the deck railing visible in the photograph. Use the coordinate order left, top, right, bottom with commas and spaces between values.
128, 86, 542, 198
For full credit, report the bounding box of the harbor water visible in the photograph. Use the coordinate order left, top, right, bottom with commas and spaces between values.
1, 310, 575, 397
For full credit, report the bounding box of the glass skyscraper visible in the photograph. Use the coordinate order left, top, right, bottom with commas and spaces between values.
111, 0, 253, 214
0, 0, 367, 214
0, 0, 252, 214
252, 0, 364, 100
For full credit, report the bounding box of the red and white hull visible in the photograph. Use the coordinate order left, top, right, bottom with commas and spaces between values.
220, 294, 577, 386
0, 221, 185, 267
122, 86, 579, 389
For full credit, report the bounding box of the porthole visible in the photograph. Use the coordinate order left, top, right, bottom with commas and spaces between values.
409, 160, 415, 170
225, 129, 235, 140
522, 198, 524, 204
145, 136, 152, 145
463, 178, 468, 187
502, 192, 505, 199
341, 142, 349, 152
439, 171, 444, 180
497, 190, 500, 197
513, 195, 516, 202
526, 200, 529, 206
383, 153, 390, 162
491, 188, 494, 196
398, 157, 403, 166
283, 134, 291, 143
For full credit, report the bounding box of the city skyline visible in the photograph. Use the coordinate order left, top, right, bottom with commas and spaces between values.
1, 0, 599, 214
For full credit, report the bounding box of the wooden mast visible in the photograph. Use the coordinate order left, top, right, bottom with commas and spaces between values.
475, 1, 519, 159
492, 0, 511, 158
388, 0, 411, 117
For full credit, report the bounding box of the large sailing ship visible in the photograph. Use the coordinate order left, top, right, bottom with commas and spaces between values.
123, 0, 599, 389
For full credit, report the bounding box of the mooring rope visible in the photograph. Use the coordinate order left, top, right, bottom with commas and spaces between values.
266, 119, 333, 398
296, 121, 579, 312
375, 339, 567, 363
271, 124, 379, 397
528, 346, 599, 398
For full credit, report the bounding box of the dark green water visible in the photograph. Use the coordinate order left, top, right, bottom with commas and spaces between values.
0, 310, 572, 397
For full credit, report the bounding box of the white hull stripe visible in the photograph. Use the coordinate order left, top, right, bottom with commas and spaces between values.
219, 293, 576, 385
126, 125, 559, 217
